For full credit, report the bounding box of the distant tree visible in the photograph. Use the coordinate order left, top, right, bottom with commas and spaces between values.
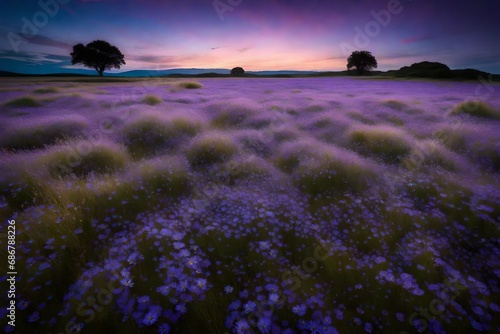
71, 40, 125, 77
347, 51, 377, 75
230, 67, 245, 76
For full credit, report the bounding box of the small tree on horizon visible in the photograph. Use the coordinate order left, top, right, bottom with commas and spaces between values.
71, 40, 125, 77
347, 50, 377, 75
230, 67, 245, 76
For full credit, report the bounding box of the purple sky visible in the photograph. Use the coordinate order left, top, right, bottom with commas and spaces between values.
1, 0, 499, 74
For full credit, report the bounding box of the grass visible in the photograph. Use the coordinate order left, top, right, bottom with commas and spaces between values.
209, 100, 259, 129
40, 140, 130, 178
142, 94, 163, 105
34, 87, 59, 94
177, 81, 203, 89
0, 117, 89, 151
129, 156, 192, 196
294, 150, 377, 195
4, 96, 42, 107
382, 99, 407, 111
186, 133, 238, 167
449, 100, 500, 119
347, 125, 414, 164
121, 114, 204, 158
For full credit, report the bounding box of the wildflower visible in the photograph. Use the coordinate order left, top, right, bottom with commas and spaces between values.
156, 285, 170, 296
269, 293, 279, 304
158, 323, 170, 333
257, 317, 272, 333
28, 311, 40, 322
396, 312, 405, 322
265, 283, 278, 293
235, 319, 250, 333
224, 285, 234, 294
143, 305, 162, 326
138, 295, 151, 310
196, 278, 207, 289
120, 277, 134, 287
364, 322, 373, 333
292, 304, 307, 317
243, 301, 257, 314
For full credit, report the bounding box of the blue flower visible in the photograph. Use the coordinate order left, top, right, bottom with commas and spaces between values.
257, 317, 272, 333
243, 301, 257, 314
28, 311, 40, 322
292, 304, 307, 317
143, 305, 162, 326
224, 285, 234, 294
235, 319, 250, 333
156, 285, 170, 296
158, 323, 170, 333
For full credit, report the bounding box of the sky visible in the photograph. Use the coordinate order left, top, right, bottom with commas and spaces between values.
0, 0, 499, 74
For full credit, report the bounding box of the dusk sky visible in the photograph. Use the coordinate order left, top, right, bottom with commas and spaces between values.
1, 0, 500, 74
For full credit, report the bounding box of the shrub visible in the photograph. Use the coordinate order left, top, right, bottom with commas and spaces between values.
121, 114, 203, 158
382, 99, 407, 111
41, 140, 130, 177
0, 117, 89, 151
4, 96, 41, 107
177, 82, 203, 89
130, 156, 191, 196
142, 95, 162, 105
449, 101, 500, 119
274, 140, 320, 173
230, 67, 245, 76
34, 87, 59, 94
401, 140, 461, 172
208, 99, 259, 129
186, 133, 238, 167
347, 125, 414, 164
294, 150, 376, 195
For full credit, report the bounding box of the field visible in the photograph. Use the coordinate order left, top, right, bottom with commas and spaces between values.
0, 76, 499, 333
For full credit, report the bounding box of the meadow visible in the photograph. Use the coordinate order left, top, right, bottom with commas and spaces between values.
0, 76, 499, 333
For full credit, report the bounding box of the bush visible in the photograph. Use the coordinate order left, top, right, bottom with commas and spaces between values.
186, 133, 238, 167
4, 96, 41, 107
449, 100, 500, 119
230, 67, 245, 76
40, 140, 130, 178
274, 140, 322, 173
0, 117, 89, 151
294, 150, 376, 195
208, 99, 259, 129
34, 87, 59, 94
130, 156, 191, 196
177, 82, 203, 89
348, 125, 414, 164
121, 114, 203, 158
142, 95, 162, 105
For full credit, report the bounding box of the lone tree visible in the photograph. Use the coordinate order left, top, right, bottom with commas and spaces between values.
71, 40, 125, 77
347, 50, 377, 75
230, 67, 245, 76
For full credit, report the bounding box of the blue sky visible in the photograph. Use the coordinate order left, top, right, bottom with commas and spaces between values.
1, 0, 499, 74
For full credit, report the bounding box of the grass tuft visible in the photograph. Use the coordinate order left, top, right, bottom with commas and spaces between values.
142, 94, 163, 105
121, 114, 203, 158
0, 117, 89, 151
177, 81, 203, 89
34, 87, 59, 94
40, 140, 130, 178
449, 100, 500, 119
186, 133, 238, 167
4, 96, 42, 107
347, 125, 414, 164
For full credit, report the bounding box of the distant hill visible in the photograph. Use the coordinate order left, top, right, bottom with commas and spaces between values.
389, 61, 493, 80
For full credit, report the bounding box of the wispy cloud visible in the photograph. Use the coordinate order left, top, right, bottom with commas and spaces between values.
400, 34, 434, 44
0, 51, 67, 64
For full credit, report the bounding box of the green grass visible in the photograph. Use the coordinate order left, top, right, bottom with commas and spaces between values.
449, 100, 500, 119
186, 133, 238, 167
4, 96, 42, 107
0, 118, 89, 151
348, 125, 414, 164
294, 151, 376, 195
121, 114, 204, 158
130, 156, 192, 196
40, 140, 130, 178
34, 87, 59, 94
142, 94, 163, 105
177, 81, 203, 89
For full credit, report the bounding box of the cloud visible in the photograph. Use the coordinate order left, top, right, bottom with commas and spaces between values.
128, 54, 176, 63
0, 50, 67, 64
239, 47, 251, 53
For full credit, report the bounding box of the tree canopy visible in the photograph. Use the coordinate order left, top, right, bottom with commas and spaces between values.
71, 40, 125, 77
230, 67, 245, 76
347, 51, 378, 75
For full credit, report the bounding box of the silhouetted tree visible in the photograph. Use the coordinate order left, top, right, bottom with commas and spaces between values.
71, 40, 125, 77
230, 67, 245, 76
347, 51, 377, 75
